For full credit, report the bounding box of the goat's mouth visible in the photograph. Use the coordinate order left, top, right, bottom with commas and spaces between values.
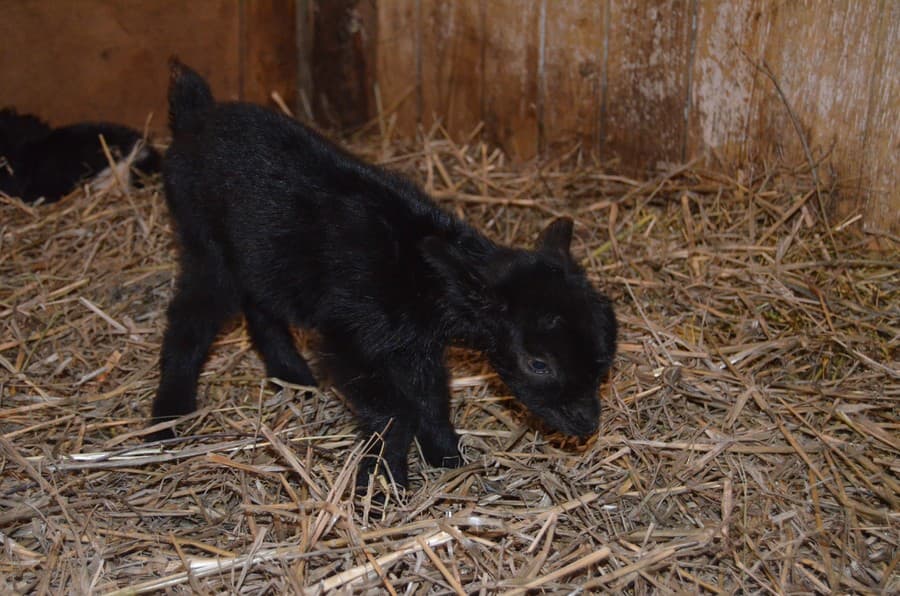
555, 418, 599, 439
529, 406, 599, 439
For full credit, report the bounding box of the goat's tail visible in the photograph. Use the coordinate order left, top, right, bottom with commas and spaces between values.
167, 57, 213, 137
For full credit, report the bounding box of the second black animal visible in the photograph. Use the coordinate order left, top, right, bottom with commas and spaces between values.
0, 108, 159, 203
152, 61, 617, 489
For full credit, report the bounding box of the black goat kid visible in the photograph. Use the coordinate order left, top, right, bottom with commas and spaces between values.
0, 108, 159, 203
152, 61, 617, 489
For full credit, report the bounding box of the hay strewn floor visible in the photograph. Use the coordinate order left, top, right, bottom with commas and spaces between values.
1, 131, 897, 594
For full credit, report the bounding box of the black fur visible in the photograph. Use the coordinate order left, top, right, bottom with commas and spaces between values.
0, 108, 160, 203
152, 61, 618, 489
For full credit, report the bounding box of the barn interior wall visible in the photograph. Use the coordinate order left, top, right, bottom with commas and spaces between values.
0, 0, 895, 234
0, 0, 296, 136
312, 0, 898, 235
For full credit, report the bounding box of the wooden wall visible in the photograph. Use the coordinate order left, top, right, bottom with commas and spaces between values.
1, 1, 895, 234
312, 0, 898, 235
0, 0, 297, 134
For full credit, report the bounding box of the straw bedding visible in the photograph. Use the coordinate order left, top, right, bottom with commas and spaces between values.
1, 129, 897, 594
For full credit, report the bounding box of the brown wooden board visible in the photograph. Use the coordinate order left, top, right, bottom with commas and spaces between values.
241, 0, 299, 109
356, 0, 897, 232
541, 0, 605, 155
688, 0, 898, 235
482, 0, 541, 159
749, 1, 881, 177
603, 0, 693, 170
375, 0, 420, 137
0, 0, 298, 136
419, 0, 484, 137
295, 0, 315, 121
687, 0, 768, 164
310, 0, 377, 129
858, 1, 899, 235
0, 0, 243, 134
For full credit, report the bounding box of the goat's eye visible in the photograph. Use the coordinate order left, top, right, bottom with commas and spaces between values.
528, 359, 550, 375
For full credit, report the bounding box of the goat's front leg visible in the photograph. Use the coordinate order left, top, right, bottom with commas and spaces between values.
356, 407, 417, 489
324, 340, 418, 488
409, 359, 462, 469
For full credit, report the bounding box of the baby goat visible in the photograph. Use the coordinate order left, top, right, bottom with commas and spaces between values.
151, 60, 617, 489
0, 108, 159, 203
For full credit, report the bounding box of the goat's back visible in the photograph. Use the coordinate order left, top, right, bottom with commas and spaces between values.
164, 102, 475, 335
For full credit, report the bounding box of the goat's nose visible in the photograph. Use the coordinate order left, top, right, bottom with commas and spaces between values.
578, 416, 599, 438
565, 405, 599, 437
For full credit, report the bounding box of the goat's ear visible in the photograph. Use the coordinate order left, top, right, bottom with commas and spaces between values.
537, 217, 574, 257
421, 237, 490, 308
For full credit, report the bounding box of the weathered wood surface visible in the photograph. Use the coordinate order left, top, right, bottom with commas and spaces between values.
309, 0, 376, 128
482, 0, 541, 157
0, 0, 894, 232
542, 0, 605, 155
604, 0, 692, 167
0, 0, 296, 134
355, 0, 898, 233
374, 0, 419, 135
419, 0, 485, 136
241, 0, 299, 109
859, 1, 898, 238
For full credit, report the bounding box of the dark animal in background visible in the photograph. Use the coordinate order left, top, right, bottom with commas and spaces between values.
0, 108, 160, 203
151, 60, 617, 489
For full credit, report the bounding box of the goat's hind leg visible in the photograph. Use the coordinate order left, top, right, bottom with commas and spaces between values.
150, 257, 238, 439
244, 302, 316, 386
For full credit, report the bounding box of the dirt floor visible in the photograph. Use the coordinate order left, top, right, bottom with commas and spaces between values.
1, 131, 898, 594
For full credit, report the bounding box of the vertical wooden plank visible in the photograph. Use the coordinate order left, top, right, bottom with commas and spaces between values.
366, 0, 897, 233
311, 0, 377, 129
0, 0, 241, 135
749, 2, 881, 171
482, 0, 540, 159
603, 0, 693, 170
295, 0, 315, 120
688, 0, 897, 234
375, 0, 420, 137
687, 0, 768, 163
241, 0, 298, 109
738, 1, 892, 235
860, 1, 899, 235
419, 0, 484, 138
541, 0, 605, 155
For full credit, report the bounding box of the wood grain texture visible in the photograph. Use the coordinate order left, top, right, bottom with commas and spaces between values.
365, 0, 896, 231
0, 0, 242, 134
295, 0, 315, 120
744, 0, 897, 235
481, 0, 541, 159
2, 1, 894, 230
687, 0, 767, 163
603, 0, 693, 169
311, 0, 377, 129
541, 0, 605, 155
749, 1, 881, 172
859, 0, 899, 235
686, 0, 898, 233
241, 0, 298, 108
419, 0, 484, 136
375, 0, 419, 136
